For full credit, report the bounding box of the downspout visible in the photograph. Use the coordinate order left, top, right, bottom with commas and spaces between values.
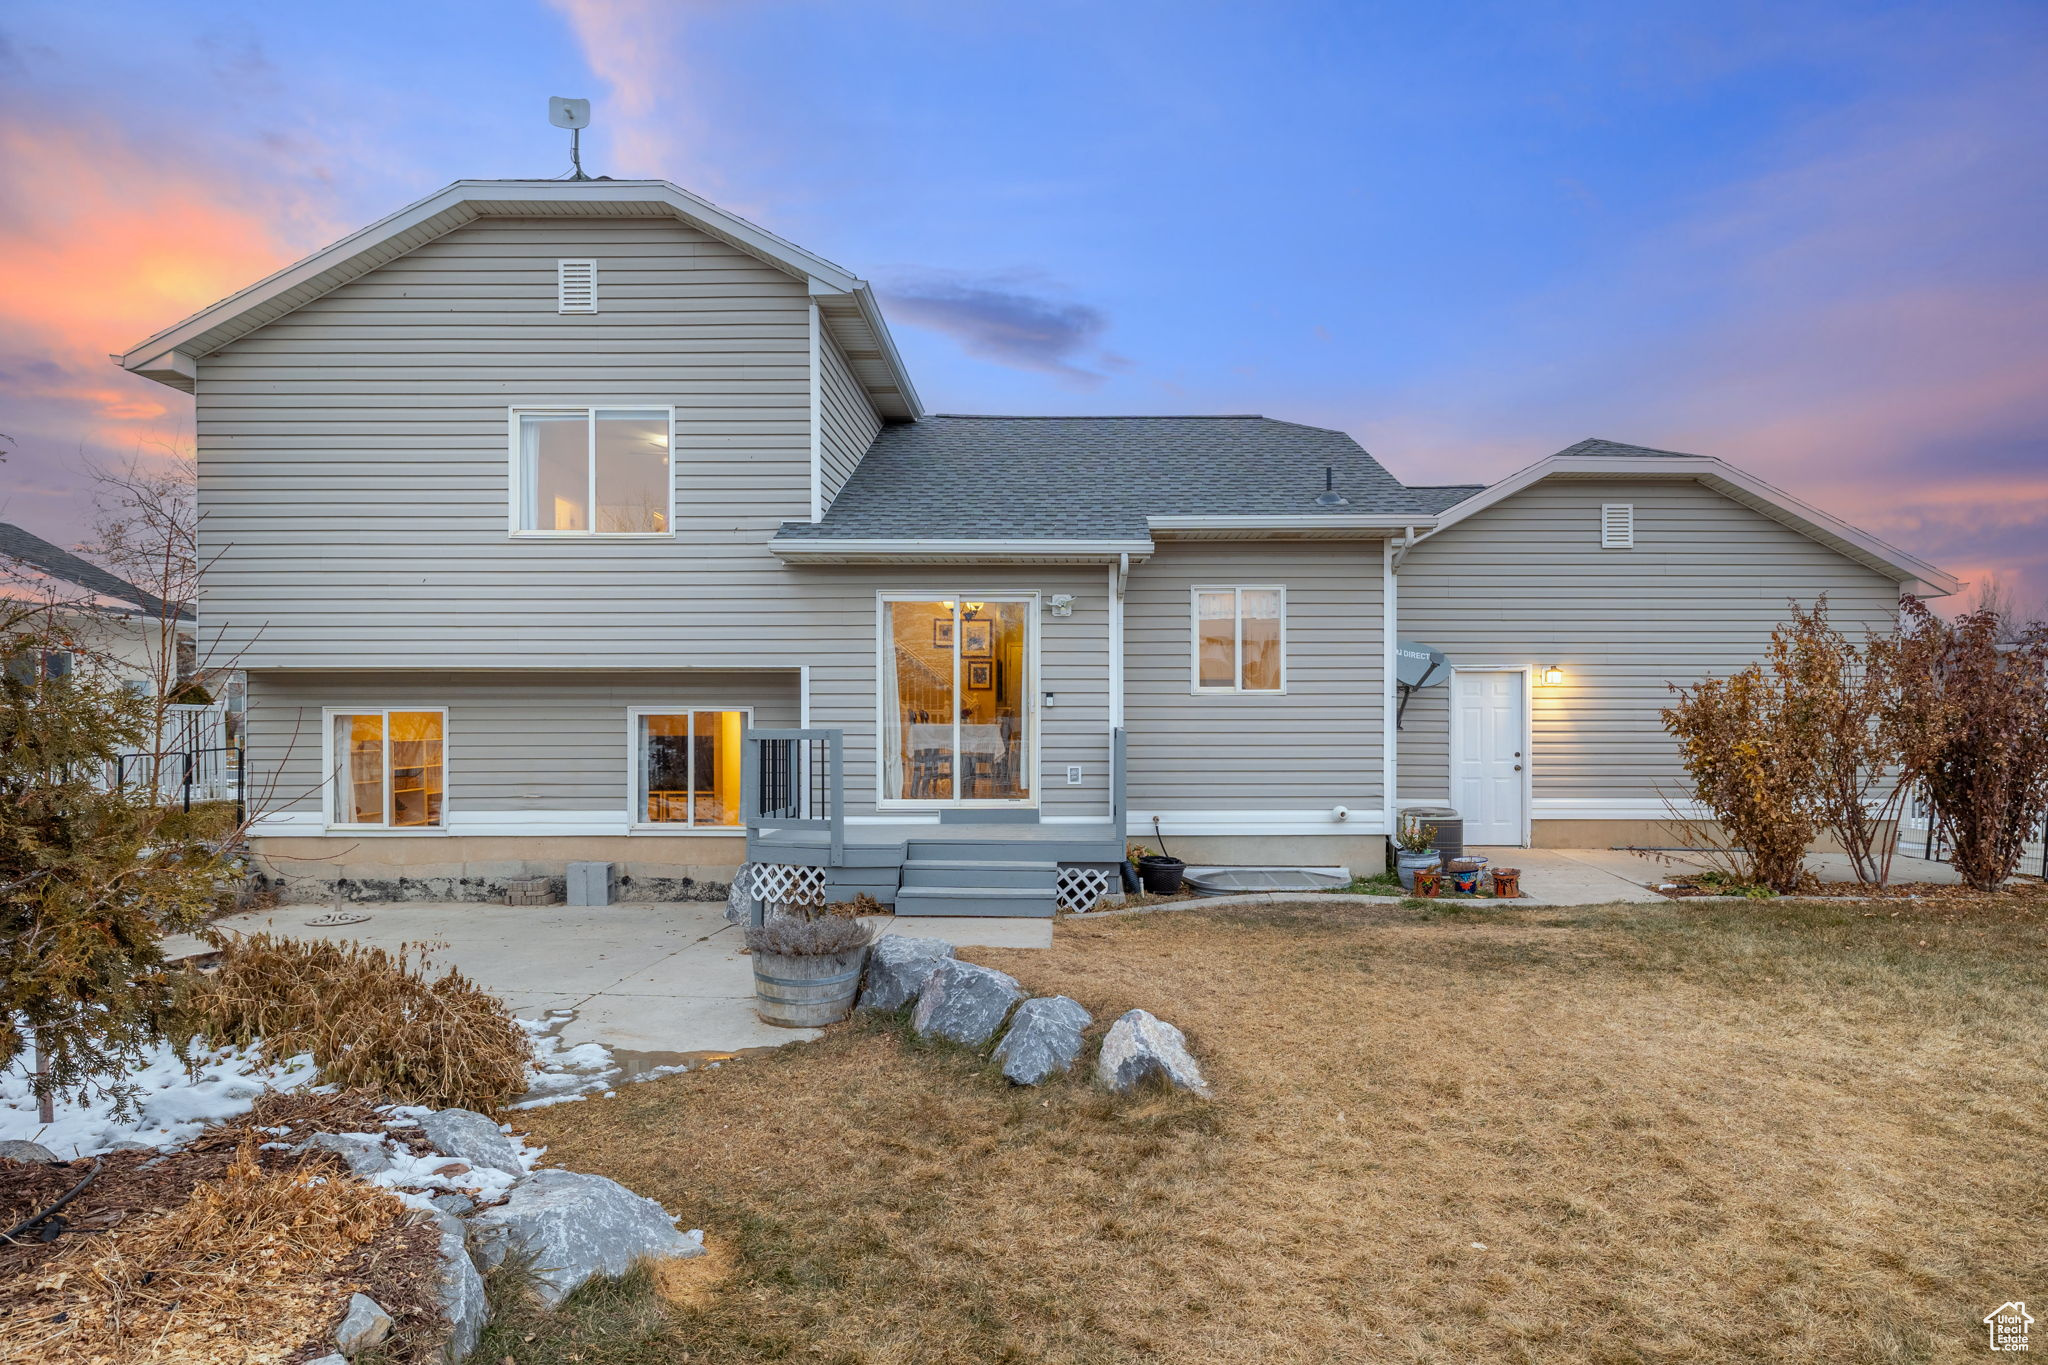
807, 302, 823, 522
1109, 553, 1127, 829
1382, 535, 1399, 837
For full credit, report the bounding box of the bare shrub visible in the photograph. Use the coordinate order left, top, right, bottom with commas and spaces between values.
179, 933, 531, 1109
1891, 596, 2048, 892
745, 914, 874, 956
2, 1138, 403, 1365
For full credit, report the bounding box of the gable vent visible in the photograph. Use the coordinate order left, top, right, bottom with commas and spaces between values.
1601, 503, 1635, 549
557, 259, 597, 314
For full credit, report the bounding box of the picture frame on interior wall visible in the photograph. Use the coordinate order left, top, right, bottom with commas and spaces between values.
961, 619, 994, 658
966, 660, 995, 691
932, 617, 955, 649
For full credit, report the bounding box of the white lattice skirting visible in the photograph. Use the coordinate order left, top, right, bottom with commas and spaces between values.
1055, 865, 1118, 914
751, 863, 826, 909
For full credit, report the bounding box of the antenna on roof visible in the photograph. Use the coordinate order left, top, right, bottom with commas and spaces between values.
549, 97, 593, 180
1314, 464, 1350, 508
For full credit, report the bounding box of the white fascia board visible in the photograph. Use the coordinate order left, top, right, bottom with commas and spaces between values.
114, 179, 915, 390
1147, 514, 1435, 539
769, 536, 1155, 564
1425, 454, 1960, 597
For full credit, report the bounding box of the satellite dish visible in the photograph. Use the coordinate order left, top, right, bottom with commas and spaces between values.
549, 97, 591, 130
1396, 640, 1449, 689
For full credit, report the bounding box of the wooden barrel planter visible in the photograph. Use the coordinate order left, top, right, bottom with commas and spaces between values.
752, 945, 869, 1027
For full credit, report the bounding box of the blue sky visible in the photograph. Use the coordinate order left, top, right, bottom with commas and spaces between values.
2, 0, 2043, 601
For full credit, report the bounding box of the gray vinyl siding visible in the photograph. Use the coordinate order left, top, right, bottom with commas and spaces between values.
194, 215, 814, 669
1123, 542, 1385, 810
786, 565, 1112, 819
1394, 478, 1902, 807
249, 670, 799, 817
815, 323, 881, 513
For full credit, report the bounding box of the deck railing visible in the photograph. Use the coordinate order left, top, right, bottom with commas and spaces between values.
741, 727, 845, 866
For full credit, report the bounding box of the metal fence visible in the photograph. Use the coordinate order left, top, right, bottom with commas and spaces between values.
1899, 788, 2048, 879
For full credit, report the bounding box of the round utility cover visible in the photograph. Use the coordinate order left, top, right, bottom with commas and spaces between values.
1396, 640, 1449, 688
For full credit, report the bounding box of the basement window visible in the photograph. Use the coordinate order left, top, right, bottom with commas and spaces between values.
1601, 503, 1635, 549
329, 708, 445, 828
512, 407, 674, 535
631, 708, 750, 828
557, 258, 597, 313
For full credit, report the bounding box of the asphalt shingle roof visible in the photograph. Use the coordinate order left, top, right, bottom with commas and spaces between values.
778, 415, 1441, 540
0, 522, 183, 619
1553, 437, 1705, 460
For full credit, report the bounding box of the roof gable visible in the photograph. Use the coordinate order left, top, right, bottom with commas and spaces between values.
115, 179, 920, 419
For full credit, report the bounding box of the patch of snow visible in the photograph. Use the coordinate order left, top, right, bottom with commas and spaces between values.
0, 1042, 319, 1160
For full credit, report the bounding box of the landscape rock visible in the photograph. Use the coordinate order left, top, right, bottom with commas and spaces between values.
308, 1356, 347, 1365
1096, 1009, 1211, 1096
992, 995, 1093, 1085
468, 1168, 704, 1306
858, 934, 955, 1012
419, 1107, 523, 1176
306, 1131, 392, 1176
334, 1291, 393, 1355
909, 959, 1025, 1047
429, 1192, 475, 1216
0, 1140, 60, 1163
429, 1211, 486, 1362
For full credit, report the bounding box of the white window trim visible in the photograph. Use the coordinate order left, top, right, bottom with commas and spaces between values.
506, 405, 678, 539
1188, 585, 1288, 695
874, 591, 1041, 811
1600, 503, 1635, 549
625, 704, 755, 834
320, 705, 451, 835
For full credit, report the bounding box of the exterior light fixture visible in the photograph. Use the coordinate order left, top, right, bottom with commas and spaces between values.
1541, 665, 1564, 686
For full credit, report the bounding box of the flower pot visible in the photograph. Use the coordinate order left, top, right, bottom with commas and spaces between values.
1490, 868, 1521, 898
1137, 855, 1186, 895
1413, 867, 1442, 898
752, 943, 869, 1027
1395, 848, 1439, 890
1448, 857, 1488, 896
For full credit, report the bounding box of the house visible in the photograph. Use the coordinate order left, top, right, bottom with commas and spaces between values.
114, 179, 1957, 910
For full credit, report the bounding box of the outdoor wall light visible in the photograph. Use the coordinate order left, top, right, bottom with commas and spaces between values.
1541, 665, 1564, 686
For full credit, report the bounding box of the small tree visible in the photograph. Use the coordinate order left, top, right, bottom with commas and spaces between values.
1663, 661, 1818, 894
1890, 596, 2048, 892
0, 601, 228, 1117
1774, 600, 1915, 885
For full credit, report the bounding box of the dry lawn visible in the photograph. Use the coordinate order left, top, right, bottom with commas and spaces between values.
518, 897, 2048, 1364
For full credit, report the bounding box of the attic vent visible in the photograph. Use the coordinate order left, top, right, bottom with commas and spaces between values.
557, 259, 597, 314
1601, 503, 1635, 549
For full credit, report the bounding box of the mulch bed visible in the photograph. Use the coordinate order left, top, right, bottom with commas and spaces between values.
0, 1090, 453, 1364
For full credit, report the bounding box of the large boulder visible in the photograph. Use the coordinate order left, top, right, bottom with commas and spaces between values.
334, 1291, 393, 1356
1096, 1009, 1211, 1096
306, 1131, 393, 1177
909, 959, 1025, 1047
468, 1169, 704, 1306
992, 996, 1092, 1085
859, 934, 955, 1012
419, 1108, 524, 1177
429, 1210, 486, 1362
0, 1140, 60, 1163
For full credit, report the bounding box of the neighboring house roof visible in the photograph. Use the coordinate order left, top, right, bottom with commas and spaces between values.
771, 415, 1441, 560
1423, 440, 1961, 595
113, 179, 921, 420
0, 522, 187, 621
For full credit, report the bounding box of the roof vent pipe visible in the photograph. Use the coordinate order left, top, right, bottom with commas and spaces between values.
1314, 465, 1350, 508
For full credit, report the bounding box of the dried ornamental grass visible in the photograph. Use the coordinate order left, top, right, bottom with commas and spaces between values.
0, 1139, 405, 1365
180, 933, 531, 1110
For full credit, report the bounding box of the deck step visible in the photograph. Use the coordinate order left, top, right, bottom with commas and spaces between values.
893, 885, 1059, 918
900, 859, 1059, 890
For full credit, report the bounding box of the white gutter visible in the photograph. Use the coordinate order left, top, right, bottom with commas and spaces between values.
770, 537, 1154, 564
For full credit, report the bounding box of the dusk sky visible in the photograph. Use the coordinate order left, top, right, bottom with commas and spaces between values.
1, 1, 2042, 604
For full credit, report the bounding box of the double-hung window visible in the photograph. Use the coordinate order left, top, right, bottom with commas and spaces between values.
630, 708, 750, 828
512, 407, 674, 535
329, 708, 446, 828
1192, 587, 1286, 693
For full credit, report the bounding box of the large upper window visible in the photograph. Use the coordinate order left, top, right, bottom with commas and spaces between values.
512, 407, 673, 535
631, 708, 748, 828
330, 709, 445, 828
1192, 587, 1285, 693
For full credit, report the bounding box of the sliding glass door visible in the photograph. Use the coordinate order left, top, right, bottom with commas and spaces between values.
881, 597, 1032, 804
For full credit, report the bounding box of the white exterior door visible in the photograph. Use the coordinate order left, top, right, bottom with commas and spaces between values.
1451, 669, 1527, 845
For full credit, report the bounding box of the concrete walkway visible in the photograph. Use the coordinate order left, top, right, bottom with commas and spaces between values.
1468, 845, 1973, 904
193, 902, 1050, 1058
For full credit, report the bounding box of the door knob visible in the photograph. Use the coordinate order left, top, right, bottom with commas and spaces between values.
1513, 764, 1523, 771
